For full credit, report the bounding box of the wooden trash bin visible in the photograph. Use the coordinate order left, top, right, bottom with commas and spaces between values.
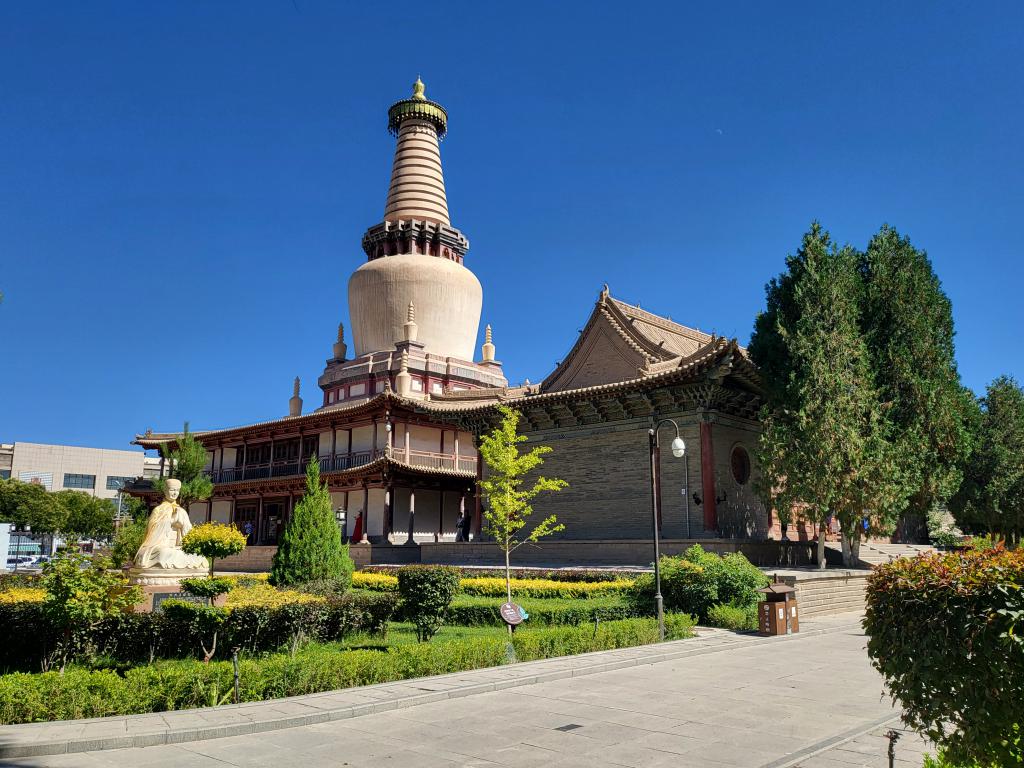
757, 580, 799, 636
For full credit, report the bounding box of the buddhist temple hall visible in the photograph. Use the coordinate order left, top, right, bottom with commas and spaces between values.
133, 80, 786, 570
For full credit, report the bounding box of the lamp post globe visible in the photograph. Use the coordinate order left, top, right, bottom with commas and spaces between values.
670, 436, 686, 458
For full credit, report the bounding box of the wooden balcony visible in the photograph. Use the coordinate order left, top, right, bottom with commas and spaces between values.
206, 448, 476, 483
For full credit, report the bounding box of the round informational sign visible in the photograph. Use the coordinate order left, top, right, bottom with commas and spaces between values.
500, 601, 525, 626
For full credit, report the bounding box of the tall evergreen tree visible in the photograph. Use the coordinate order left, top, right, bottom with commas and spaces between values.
859, 225, 973, 536
271, 457, 353, 587
751, 224, 905, 567
950, 376, 1024, 543
154, 422, 213, 510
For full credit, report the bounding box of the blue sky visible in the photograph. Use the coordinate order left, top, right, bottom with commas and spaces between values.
1, 2, 1021, 451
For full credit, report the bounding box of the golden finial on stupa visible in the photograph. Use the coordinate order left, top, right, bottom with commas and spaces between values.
412, 76, 426, 100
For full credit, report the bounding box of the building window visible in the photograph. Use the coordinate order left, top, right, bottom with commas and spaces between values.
328, 391, 336, 404
349, 382, 366, 397
730, 446, 751, 485
106, 476, 134, 490
64, 473, 96, 489
0, 470, 10, 480
375, 379, 388, 393
411, 378, 423, 392
431, 381, 443, 394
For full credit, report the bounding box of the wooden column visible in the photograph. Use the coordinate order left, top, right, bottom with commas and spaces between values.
406, 488, 416, 545
384, 484, 394, 541
330, 424, 337, 470
453, 432, 460, 470
700, 419, 718, 532
473, 439, 483, 540
360, 484, 369, 544
372, 418, 378, 458
436, 490, 444, 542
257, 495, 264, 545
404, 423, 411, 463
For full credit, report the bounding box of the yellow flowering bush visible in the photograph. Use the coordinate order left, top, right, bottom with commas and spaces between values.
0, 587, 45, 604
460, 577, 633, 599
181, 522, 247, 576
351, 571, 631, 599
352, 572, 399, 591
224, 582, 323, 609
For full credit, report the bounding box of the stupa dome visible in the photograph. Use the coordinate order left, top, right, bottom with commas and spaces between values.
348, 253, 482, 361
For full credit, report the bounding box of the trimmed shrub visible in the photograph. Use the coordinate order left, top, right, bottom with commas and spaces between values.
353, 572, 633, 599
0, 591, 398, 670
181, 523, 246, 576
397, 565, 461, 641
0, 572, 41, 590
362, 565, 637, 583
180, 577, 235, 601
628, 545, 768, 622
224, 582, 323, 609
352, 572, 399, 592
512, 614, 695, 661
0, 587, 45, 604
706, 603, 757, 631
864, 547, 1024, 766
459, 577, 631, 599
0, 617, 692, 724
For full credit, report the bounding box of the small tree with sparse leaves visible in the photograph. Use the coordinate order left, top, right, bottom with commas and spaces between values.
478, 405, 568, 604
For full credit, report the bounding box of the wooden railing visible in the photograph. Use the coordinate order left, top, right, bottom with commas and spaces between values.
398, 449, 477, 473
207, 448, 476, 483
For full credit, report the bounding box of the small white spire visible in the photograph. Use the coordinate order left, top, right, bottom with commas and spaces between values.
481, 324, 495, 363
333, 322, 347, 360
288, 376, 303, 417
396, 349, 412, 397
403, 301, 419, 343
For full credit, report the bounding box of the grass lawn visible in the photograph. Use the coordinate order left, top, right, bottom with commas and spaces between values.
333, 621, 510, 650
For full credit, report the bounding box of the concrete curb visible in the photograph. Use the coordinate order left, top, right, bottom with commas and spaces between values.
0, 619, 863, 759
758, 713, 903, 768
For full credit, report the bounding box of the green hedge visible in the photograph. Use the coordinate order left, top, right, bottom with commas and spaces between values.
445, 595, 637, 627
628, 544, 768, 622
0, 617, 694, 724
864, 548, 1024, 767
397, 565, 460, 642
0, 592, 397, 672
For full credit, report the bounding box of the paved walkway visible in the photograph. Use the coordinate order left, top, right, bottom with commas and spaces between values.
0, 613, 934, 767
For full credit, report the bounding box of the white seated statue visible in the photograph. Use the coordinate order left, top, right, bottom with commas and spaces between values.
130, 478, 208, 585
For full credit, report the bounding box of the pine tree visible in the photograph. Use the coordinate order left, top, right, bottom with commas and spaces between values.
154, 422, 213, 510
270, 457, 353, 587
751, 224, 905, 567
950, 376, 1024, 544
860, 225, 974, 536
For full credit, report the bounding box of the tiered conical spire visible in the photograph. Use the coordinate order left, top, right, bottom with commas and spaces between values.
383, 77, 450, 225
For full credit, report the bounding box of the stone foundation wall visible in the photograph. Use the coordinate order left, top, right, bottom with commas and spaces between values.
779, 571, 869, 618
215, 539, 817, 571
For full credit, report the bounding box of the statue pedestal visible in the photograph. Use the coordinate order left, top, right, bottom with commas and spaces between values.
130, 567, 209, 613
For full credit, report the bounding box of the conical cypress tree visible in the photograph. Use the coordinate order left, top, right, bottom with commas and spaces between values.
270, 457, 353, 588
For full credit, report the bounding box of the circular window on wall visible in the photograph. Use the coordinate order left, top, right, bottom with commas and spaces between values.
731, 445, 751, 485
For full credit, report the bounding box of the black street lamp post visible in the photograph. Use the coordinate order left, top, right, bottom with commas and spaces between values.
649, 419, 686, 642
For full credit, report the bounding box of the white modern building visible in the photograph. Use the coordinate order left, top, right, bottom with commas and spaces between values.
0, 442, 162, 500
